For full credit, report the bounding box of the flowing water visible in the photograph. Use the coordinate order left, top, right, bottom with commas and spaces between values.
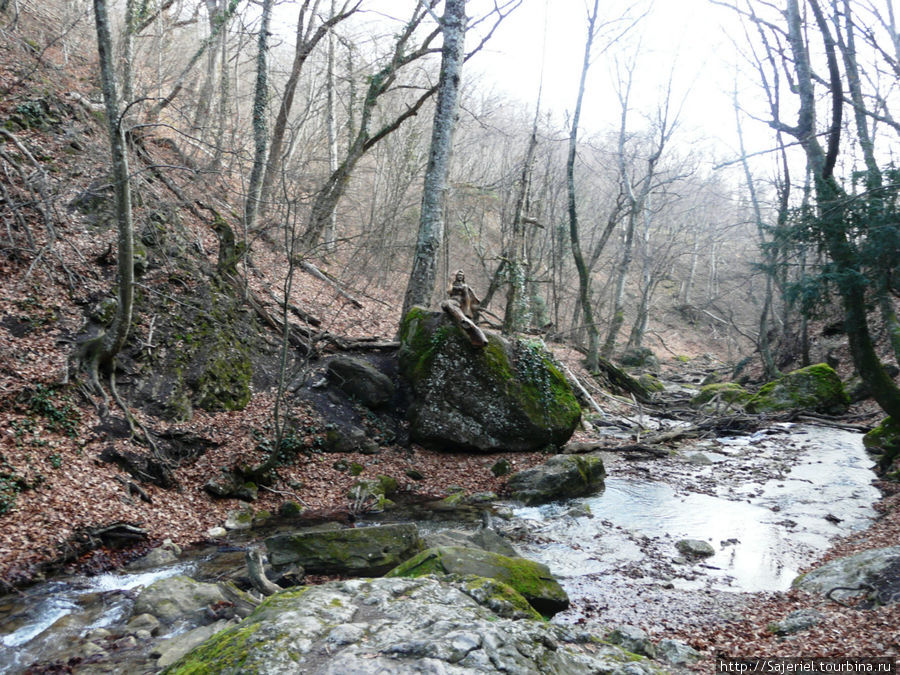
0, 424, 881, 671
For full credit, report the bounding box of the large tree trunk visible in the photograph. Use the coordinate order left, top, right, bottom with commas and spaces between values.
243, 0, 273, 235
566, 0, 601, 371
401, 0, 466, 318
89, 0, 134, 376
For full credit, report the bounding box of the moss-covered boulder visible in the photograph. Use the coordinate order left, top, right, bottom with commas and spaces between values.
691, 382, 751, 408
164, 577, 659, 674
506, 453, 605, 505
619, 346, 659, 370
386, 545, 569, 617
398, 309, 581, 452
130, 283, 254, 421
264, 523, 422, 576
746, 363, 849, 415
863, 417, 900, 478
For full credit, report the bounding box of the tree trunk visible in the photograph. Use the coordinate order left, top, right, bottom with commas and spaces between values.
602, 210, 634, 358
503, 92, 541, 334
400, 0, 466, 319
90, 0, 134, 374
192, 0, 223, 137
324, 0, 339, 251
243, 0, 273, 235
260, 1, 359, 210
566, 0, 601, 371
785, 0, 900, 418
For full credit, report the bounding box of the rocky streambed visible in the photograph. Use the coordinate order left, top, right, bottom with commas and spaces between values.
501, 424, 880, 635
0, 423, 883, 673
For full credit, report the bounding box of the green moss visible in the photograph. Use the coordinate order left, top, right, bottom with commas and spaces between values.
863, 417, 900, 478
397, 307, 437, 382
691, 382, 751, 407
746, 363, 849, 415
164, 620, 262, 674
461, 575, 541, 620
863, 417, 900, 453
387, 546, 567, 618
638, 374, 665, 393
167, 286, 254, 414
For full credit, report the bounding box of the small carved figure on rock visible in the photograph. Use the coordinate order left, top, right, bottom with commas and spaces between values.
447, 269, 480, 320
441, 269, 488, 347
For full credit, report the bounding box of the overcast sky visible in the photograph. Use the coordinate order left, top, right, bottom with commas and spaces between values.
466, 0, 745, 158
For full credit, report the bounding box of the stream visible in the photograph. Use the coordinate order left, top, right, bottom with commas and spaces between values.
0, 423, 880, 673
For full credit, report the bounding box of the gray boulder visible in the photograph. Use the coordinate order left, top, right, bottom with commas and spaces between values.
423, 528, 518, 558
154, 619, 233, 668
676, 539, 716, 558
132, 575, 229, 624
386, 545, 569, 617
657, 638, 701, 665
326, 356, 394, 409
607, 625, 656, 658
767, 609, 823, 636
507, 454, 605, 505
165, 577, 659, 674
398, 309, 581, 452
265, 523, 422, 576
793, 546, 900, 603
619, 346, 659, 370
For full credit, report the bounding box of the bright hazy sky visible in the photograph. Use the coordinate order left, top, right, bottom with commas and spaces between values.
467, 0, 744, 157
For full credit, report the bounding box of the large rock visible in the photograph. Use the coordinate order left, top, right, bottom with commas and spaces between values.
423, 528, 519, 558
132, 575, 229, 624
506, 453, 605, 505
264, 523, 422, 576
166, 577, 656, 674
386, 545, 569, 617
793, 546, 900, 604
746, 363, 849, 415
690, 382, 751, 408
618, 346, 659, 370
326, 356, 394, 409
398, 309, 581, 452
863, 417, 900, 478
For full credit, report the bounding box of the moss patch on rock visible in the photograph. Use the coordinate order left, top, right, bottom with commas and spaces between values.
864, 417, 900, 479
691, 382, 751, 407
386, 545, 569, 617
746, 363, 849, 415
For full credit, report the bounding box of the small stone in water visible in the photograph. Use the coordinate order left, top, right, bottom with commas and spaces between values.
676, 539, 715, 558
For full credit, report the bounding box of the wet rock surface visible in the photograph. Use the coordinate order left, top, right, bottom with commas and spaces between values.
506, 453, 606, 505
165, 577, 660, 674
386, 545, 570, 617
264, 523, 422, 575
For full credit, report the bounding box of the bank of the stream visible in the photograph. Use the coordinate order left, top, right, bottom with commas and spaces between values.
1, 416, 896, 673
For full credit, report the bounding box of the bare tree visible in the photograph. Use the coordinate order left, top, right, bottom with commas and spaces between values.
83, 0, 134, 385
602, 58, 679, 358
259, 0, 361, 209
566, 0, 602, 371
